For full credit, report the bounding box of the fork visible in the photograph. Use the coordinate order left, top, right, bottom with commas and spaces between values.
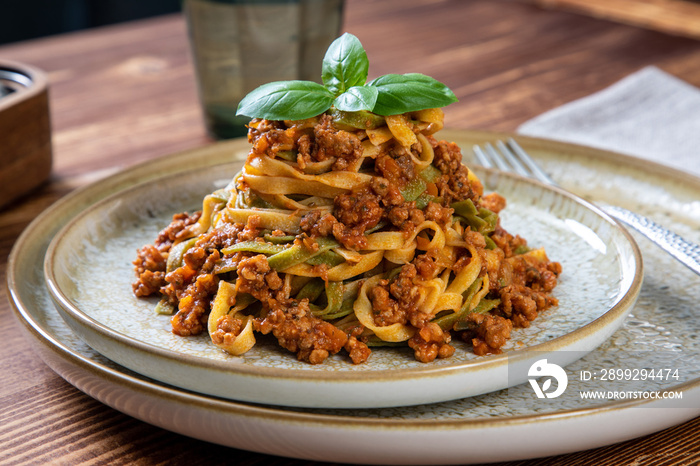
473, 138, 700, 277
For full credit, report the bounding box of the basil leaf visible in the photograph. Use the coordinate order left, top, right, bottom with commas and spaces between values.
322, 33, 369, 96
333, 85, 378, 112
235, 33, 459, 122
236, 80, 335, 120
368, 73, 458, 115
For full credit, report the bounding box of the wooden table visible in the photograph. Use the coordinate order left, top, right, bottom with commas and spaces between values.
2, 0, 699, 464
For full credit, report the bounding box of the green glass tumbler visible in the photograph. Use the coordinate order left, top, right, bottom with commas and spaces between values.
184, 0, 345, 139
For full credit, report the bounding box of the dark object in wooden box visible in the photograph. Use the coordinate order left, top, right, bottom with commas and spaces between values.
0, 61, 52, 209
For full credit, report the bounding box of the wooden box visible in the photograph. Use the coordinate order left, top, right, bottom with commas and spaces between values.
0, 60, 52, 209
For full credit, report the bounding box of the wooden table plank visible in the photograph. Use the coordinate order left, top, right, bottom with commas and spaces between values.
1, 0, 698, 464
533, 0, 700, 40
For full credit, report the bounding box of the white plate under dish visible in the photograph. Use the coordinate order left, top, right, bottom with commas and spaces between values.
43, 132, 641, 409
9, 130, 700, 464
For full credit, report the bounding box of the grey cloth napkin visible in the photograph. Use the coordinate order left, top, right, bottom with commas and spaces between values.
518, 66, 700, 178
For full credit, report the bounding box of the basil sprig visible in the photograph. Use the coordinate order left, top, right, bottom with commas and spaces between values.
236, 33, 457, 120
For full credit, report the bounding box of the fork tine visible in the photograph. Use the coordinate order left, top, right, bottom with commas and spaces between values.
495, 140, 530, 177
472, 144, 493, 168
484, 143, 511, 171
473, 139, 557, 188
506, 138, 557, 186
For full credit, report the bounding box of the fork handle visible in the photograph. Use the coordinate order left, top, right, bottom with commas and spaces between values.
602, 205, 700, 276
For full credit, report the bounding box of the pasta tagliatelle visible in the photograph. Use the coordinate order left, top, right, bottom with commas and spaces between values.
132, 108, 562, 364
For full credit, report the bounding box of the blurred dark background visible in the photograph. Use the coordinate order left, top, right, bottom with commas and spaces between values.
0, 0, 182, 44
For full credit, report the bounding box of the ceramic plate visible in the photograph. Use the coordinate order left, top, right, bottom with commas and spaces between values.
9, 130, 700, 464
42, 132, 641, 408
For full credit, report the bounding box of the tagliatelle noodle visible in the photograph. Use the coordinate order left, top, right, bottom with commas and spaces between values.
208, 281, 256, 355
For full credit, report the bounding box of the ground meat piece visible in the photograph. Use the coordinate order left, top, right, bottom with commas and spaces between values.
535, 266, 559, 293
461, 313, 513, 355
171, 273, 219, 336
334, 187, 383, 230
195, 221, 244, 250
163, 263, 197, 299
132, 270, 165, 297
480, 193, 506, 213
414, 253, 439, 280
160, 244, 221, 305
332, 186, 383, 249
431, 138, 478, 204
296, 134, 315, 169
300, 210, 338, 238
211, 315, 244, 347
201, 248, 221, 274
309, 263, 330, 282
497, 257, 515, 290
392, 149, 416, 181
194, 214, 262, 252
500, 285, 538, 326
132, 245, 167, 296
330, 223, 369, 250
236, 255, 284, 305
431, 139, 462, 174
237, 215, 262, 242
254, 300, 349, 364
385, 202, 425, 233
333, 173, 432, 245
408, 323, 455, 363
499, 284, 558, 328
423, 201, 453, 228
247, 118, 284, 143
313, 114, 363, 171
133, 244, 166, 275
167, 248, 221, 297
391, 263, 416, 294
370, 283, 405, 326
548, 261, 563, 277
375, 149, 415, 187
390, 265, 420, 313
508, 252, 561, 291
464, 229, 487, 249
183, 246, 207, 270
248, 119, 294, 157
369, 177, 404, 207
345, 335, 371, 364
491, 226, 527, 258
155, 212, 202, 251
369, 264, 431, 328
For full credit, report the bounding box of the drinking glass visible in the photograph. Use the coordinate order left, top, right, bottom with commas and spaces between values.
184, 0, 345, 139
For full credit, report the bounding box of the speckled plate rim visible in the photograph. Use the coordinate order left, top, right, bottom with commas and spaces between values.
40, 139, 642, 405
7, 129, 699, 463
